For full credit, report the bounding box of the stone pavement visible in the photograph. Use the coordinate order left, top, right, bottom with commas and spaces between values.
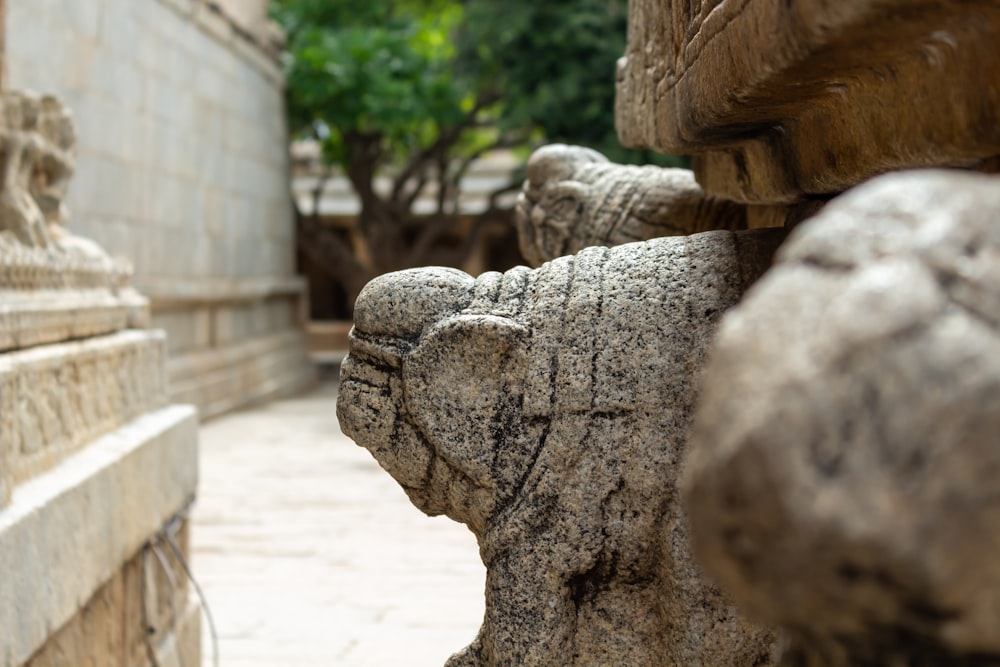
191, 378, 486, 666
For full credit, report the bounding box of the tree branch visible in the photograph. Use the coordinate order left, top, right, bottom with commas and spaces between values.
389, 90, 503, 203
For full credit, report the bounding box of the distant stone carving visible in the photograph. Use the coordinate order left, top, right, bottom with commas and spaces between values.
0, 91, 128, 290
515, 144, 747, 266
683, 170, 1000, 666
338, 228, 786, 666
0, 91, 145, 352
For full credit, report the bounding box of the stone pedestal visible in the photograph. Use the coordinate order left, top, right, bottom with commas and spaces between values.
0, 92, 199, 667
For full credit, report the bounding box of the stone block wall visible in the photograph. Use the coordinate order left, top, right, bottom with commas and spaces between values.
5, 0, 314, 418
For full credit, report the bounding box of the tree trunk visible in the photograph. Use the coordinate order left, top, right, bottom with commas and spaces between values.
296, 210, 372, 311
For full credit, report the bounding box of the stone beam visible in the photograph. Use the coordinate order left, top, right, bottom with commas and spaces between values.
617, 1, 1000, 203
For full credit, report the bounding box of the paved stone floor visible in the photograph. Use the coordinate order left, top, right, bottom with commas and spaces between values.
192, 378, 485, 666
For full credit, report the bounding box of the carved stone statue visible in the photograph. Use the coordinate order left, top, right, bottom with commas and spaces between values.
683, 170, 1000, 666
0, 92, 144, 351
0, 91, 128, 290
339, 228, 786, 666
515, 144, 747, 266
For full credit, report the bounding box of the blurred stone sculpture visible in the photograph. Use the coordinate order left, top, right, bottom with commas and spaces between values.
339, 228, 785, 666
0, 91, 128, 287
515, 143, 747, 266
683, 170, 1000, 666
0, 91, 145, 351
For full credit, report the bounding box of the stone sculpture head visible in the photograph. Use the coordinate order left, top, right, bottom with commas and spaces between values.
339, 230, 785, 666
338, 265, 532, 535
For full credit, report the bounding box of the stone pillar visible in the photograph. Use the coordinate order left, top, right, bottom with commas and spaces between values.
0, 92, 200, 667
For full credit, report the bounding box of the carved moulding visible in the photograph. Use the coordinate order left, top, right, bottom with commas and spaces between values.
0, 91, 147, 352
683, 170, 1000, 666
338, 227, 786, 666
617, 0, 1000, 203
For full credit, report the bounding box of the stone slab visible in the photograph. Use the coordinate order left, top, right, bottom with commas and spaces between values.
22, 523, 200, 667
617, 0, 1000, 203
0, 330, 168, 491
0, 404, 198, 667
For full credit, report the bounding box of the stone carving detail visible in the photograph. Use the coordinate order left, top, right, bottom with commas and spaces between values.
1, 330, 168, 489
0, 92, 146, 353
515, 144, 747, 266
617, 0, 1000, 203
0, 91, 130, 289
683, 171, 1000, 666
338, 228, 786, 666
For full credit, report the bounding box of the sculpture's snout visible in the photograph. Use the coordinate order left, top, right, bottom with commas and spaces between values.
353, 267, 475, 340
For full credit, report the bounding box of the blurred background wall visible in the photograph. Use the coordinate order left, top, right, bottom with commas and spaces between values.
6, 0, 314, 418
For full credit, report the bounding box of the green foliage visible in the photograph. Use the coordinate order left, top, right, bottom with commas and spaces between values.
273, 0, 471, 168
458, 0, 685, 167
272, 0, 684, 170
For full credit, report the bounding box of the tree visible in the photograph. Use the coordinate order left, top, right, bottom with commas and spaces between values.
456, 0, 681, 167
272, 0, 669, 310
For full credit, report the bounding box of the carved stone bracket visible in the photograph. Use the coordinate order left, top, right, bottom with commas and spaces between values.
617, 1, 1000, 203
515, 144, 748, 266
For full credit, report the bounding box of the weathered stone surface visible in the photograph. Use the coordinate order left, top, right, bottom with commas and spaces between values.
617, 1, 1000, 203
515, 144, 747, 266
683, 170, 1000, 665
24, 522, 200, 667
7, 1, 311, 416
339, 228, 787, 666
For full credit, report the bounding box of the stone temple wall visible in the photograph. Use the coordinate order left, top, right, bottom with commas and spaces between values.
5, 0, 314, 419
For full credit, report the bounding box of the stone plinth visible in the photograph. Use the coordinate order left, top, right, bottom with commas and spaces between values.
617, 0, 1000, 203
